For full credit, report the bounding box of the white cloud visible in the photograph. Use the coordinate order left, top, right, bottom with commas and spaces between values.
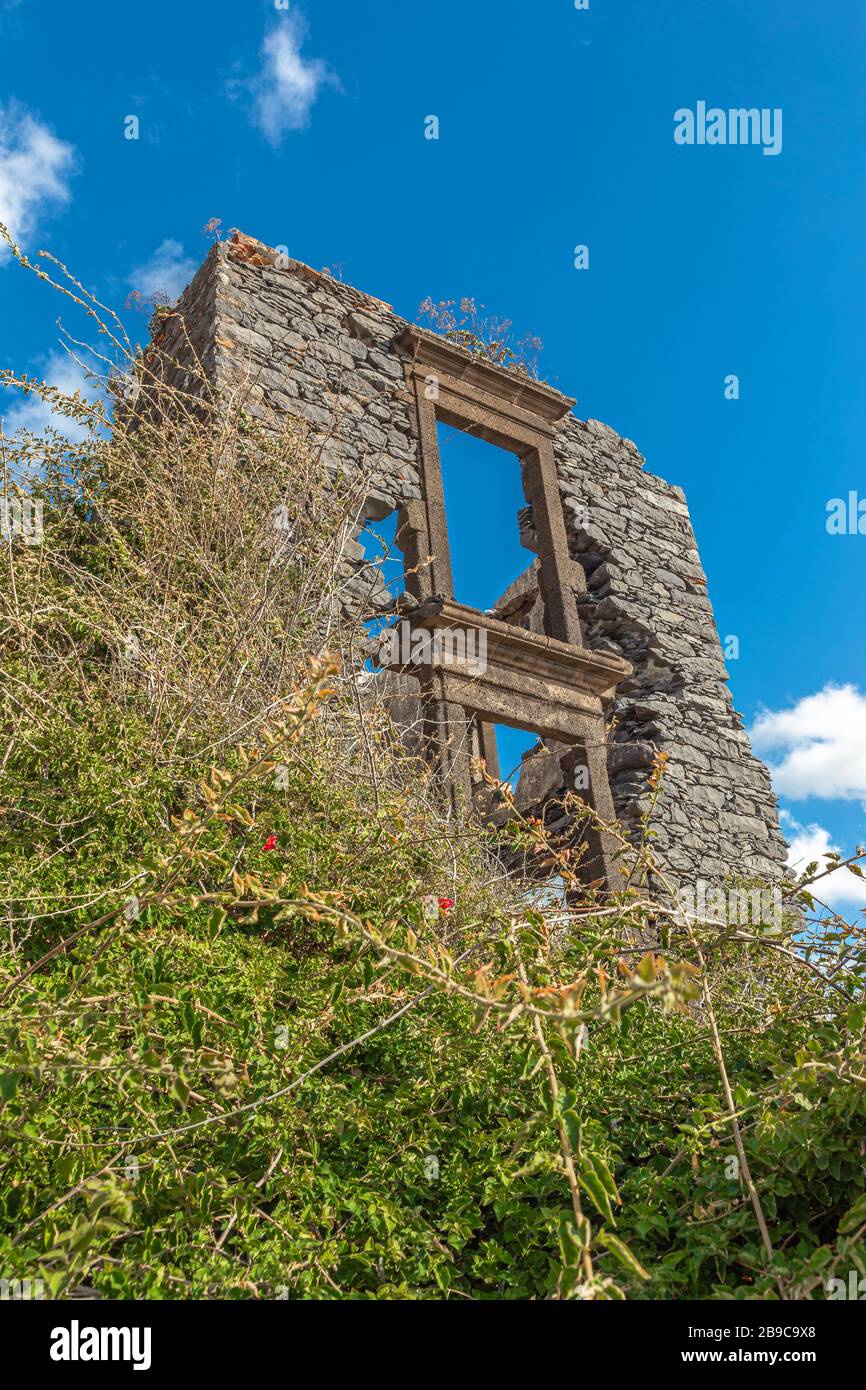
0, 102, 75, 257
251, 16, 334, 144
751, 684, 866, 802
128, 238, 197, 303
1, 350, 96, 443
0, 2, 24, 33
780, 811, 866, 912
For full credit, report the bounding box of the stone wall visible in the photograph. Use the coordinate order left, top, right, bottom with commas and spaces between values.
147, 231, 789, 888
500, 418, 789, 884
150, 233, 421, 616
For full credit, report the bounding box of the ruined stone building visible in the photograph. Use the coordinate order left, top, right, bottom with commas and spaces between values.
152, 230, 790, 891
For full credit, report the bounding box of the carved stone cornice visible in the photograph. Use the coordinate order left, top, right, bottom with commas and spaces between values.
394, 325, 575, 428
381, 598, 632, 742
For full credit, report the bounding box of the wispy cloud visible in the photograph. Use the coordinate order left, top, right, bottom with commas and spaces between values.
0, 0, 24, 28
751, 684, 866, 803
1, 350, 96, 443
780, 811, 866, 912
249, 15, 335, 145
0, 101, 76, 258
128, 238, 197, 303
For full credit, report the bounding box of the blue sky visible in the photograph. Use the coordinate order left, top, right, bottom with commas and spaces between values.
1, 0, 864, 907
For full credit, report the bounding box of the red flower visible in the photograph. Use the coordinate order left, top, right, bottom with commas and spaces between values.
437, 897, 455, 914
262, 834, 278, 852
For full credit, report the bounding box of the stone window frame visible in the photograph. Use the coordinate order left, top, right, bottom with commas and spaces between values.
393, 325, 584, 648
388, 326, 629, 886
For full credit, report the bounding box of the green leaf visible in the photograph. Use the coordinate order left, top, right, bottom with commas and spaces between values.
599, 1229, 650, 1281
562, 1108, 581, 1154
0, 1072, 19, 1102
206, 907, 227, 940
170, 1073, 190, 1109
584, 1150, 620, 1206
557, 1215, 582, 1270
839, 1193, 866, 1236
579, 1166, 615, 1224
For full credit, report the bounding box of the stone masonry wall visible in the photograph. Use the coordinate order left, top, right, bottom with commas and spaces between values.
149, 234, 422, 616
147, 231, 790, 888
552, 417, 788, 883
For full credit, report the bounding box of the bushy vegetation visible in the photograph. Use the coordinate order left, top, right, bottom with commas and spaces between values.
1, 228, 865, 1300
